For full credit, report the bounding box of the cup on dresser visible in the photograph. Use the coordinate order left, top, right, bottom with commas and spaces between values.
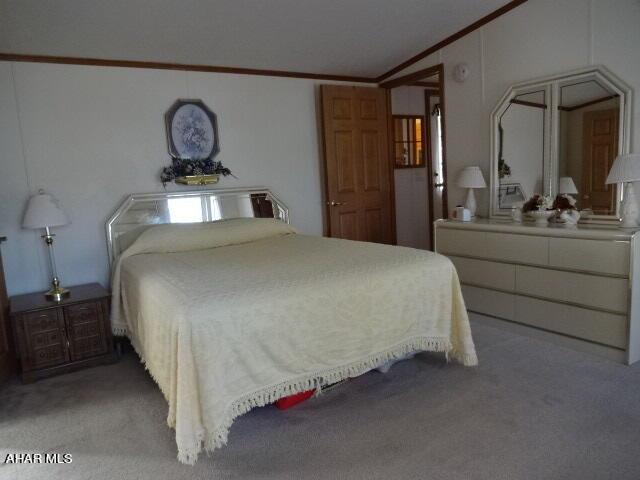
452, 206, 471, 222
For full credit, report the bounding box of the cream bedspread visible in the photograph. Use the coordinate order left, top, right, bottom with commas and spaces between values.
111, 219, 477, 464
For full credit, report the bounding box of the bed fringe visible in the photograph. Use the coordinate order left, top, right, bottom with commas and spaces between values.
170, 336, 477, 465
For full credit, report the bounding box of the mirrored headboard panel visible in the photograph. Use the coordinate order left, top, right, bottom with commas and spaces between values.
490, 65, 632, 222
106, 187, 289, 265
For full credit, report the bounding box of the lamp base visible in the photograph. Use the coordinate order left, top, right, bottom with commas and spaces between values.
45, 277, 70, 302
620, 182, 640, 229
464, 188, 477, 217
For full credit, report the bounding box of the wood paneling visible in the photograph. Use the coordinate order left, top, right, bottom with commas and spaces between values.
321, 85, 393, 243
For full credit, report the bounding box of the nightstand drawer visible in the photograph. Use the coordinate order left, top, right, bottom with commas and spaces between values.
64, 302, 100, 325
22, 310, 60, 334
64, 302, 109, 360
21, 309, 69, 369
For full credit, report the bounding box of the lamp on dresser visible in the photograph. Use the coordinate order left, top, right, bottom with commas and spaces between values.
558, 177, 578, 196
22, 190, 70, 301
456, 166, 486, 218
606, 154, 640, 228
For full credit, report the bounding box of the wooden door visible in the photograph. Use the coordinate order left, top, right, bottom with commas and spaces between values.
321, 85, 394, 243
0, 237, 16, 383
582, 109, 619, 214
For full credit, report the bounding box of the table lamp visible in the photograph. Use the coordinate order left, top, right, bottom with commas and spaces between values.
558, 177, 578, 195
23, 190, 70, 301
456, 166, 486, 217
606, 153, 640, 228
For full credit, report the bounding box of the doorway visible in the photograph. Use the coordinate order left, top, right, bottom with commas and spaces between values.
381, 64, 449, 250
319, 85, 395, 244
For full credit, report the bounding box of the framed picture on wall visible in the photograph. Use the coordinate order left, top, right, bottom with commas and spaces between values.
165, 99, 220, 160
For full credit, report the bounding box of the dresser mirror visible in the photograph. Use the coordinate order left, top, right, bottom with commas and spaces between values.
490, 66, 632, 221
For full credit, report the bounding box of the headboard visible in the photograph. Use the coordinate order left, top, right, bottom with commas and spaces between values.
105, 187, 289, 266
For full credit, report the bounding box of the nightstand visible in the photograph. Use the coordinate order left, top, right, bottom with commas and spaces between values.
10, 283, 117, 383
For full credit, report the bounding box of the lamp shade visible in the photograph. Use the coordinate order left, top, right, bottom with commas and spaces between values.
456, 166, 486, 188
606, 154, 640, 184
558, 176, 578, 194
22, 192, 69, 229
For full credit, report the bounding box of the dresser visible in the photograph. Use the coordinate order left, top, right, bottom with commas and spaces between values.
435, 219, 640, 364
10, 283, 117, 382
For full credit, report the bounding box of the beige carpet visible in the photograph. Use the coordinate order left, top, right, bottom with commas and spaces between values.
1, 320, 640, 480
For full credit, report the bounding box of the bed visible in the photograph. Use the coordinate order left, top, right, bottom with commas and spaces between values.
106, 188, 477, 464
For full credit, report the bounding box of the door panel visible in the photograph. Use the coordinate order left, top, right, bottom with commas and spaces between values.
338, 211, 358, 240
365, 208, 383, 243
335, 131, 356, 193
582, 109, 618, 214
321, 85, 393, 243
362, 131, 381, 191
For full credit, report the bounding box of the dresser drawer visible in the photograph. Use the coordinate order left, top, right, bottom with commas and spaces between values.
436, 228, 481, 256
461, 285, 516, 321
515, 296, 628, 349
515, 265, 628, 313
549, 237, 630, 276
437, 228, 548, 265
450, 256, 516, 291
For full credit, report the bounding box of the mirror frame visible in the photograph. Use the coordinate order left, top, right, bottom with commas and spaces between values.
490, 65, 632, 222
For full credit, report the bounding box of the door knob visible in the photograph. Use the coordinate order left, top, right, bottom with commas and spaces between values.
327, 201, 346, 206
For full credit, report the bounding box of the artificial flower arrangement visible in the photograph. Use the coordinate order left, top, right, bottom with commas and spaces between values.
552, 193, 580, 225
521, 194, 555, 213
552, 193, 577, 211
520, 194, 556, 226
160, 158, 234, 186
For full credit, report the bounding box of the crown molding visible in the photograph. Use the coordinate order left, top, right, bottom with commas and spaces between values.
375, 0, 529, 83
0, 53, 378, 83
0, 1, 529, 86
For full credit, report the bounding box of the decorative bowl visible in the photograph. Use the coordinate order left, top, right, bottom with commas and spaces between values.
527, 209, 555, 226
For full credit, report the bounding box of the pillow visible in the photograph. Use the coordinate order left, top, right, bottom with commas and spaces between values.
122, 217, 297, 258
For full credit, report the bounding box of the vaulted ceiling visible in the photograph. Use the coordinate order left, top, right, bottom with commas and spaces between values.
0, 0, 515, 78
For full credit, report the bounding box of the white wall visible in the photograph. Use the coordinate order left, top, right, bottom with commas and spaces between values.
388, 0, 640, 217
391, 86, 429, 250
0, 62, 361, 296
3, 0, 639, 295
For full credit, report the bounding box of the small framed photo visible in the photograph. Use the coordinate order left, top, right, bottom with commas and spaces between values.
165, 99, 220, 160
498, 183, 526, 209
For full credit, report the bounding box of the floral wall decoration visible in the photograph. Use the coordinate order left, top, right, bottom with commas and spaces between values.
160, 99, 234, 185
